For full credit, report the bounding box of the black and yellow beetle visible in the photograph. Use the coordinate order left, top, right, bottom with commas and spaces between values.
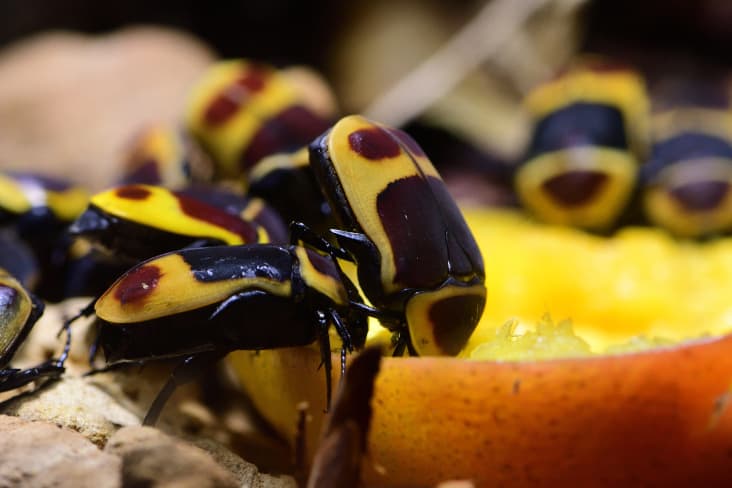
69, 184, 269, 262
0, 172, 90, 300
247, 147, 335, 236
185, 59, 334, 179
515, 62, 650, 232
641, 107, 732, 238
302, 114, 486, 357
76, 244, 368, 425
0, 267, 68, 392
0, 172, 89, 231
119, 123, 213, 188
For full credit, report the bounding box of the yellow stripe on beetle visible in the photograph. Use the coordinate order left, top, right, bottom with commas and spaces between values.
326, 115, 441, 295
45, 186, 90, 222
293, 246, 348, 305
0, 175, 32, 214
90, 184, 247, 245
96, 252, 292, 324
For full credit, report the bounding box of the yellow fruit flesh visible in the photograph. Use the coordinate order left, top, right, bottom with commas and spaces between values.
460, 208, 732, 358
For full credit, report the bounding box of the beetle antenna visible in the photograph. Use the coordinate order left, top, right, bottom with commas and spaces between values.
57, 298, 97, 339
143, 351, 226, 426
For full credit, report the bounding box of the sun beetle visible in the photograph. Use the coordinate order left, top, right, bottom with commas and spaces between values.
642, 107, 732, 238
299, 114, 486, 357
185, 59, 334, 179
0, 171, 89, 234
0, 171, 90, 301
68, 184, 269, 263
119, 122, 213, 188
0, 267, 69, 392
514, 61, 650, 232
70, 243, 368, 425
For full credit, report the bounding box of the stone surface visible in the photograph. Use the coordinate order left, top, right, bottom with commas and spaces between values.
192, 437, 296, 488
0, 377, 140, 447
0, 415, 121, 488
105, 426, 239, 488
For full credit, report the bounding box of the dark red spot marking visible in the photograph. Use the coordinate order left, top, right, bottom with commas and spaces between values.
240, 105, 330, 170
116, 186, 152, 200
670, 181, 730, 211
236, 69, 268, 92
174, 193, 260, 243
348, 127, 401, 160
541, 170, 609, 207
388, 128, 425, 157
203, 68, 270, 127
121, 159, 162, 185
376, 176, 484, 288
429, 293, 486, 355
114, 265, 161, 305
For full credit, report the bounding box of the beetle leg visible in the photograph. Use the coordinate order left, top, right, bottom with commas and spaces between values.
58, 297, 97, 338
143, 351, 227, 426
88, 322, 102, 367
55, 315, 73, 368
0, 360, 65, 392
326, 308, 350, 386
348, 300, 401, 322
391, 328, 417, 357
315, 310, 333, 412
392, 335, 407, 357
85, 344, 218, 376
289, 221, 351, 261
327, 308, 353, 352
208, 290, 265, 321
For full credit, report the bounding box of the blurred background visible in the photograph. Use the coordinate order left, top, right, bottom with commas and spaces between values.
1, 0, 732, 199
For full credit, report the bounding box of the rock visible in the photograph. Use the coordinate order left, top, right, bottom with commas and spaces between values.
191, 437, 296, 488
0, 377, 140, 447
105, 426, 239, 488
0, 415, 120, 488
